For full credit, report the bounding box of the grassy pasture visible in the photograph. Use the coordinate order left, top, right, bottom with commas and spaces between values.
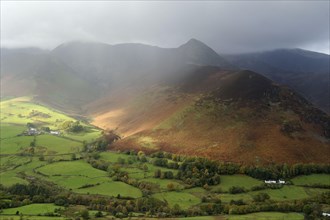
0, 155, 31, 170
121, 167, 146, 179
228, 212, 303, 220
36, 135, 81, 154
0, 136, 34, 154
76, 181, 142, 198
291, 174, 330, 186
99, 151, 135, 163
218, 193, 253, 204
0, 124, 26, 139
46, 175, 110, 190
152, 191, 200, 209
249, 185, 309, 201
176, 217, 216, 220
0, 216, 65, 220
143, 178, 184, 190
211, 175, 262, 192
64, 129, 102, 142
0, 97, 101, 144
1, 203, 62, 215
36, 160, 107, 177
0, 97, 72, 126
0, 171, 28, 186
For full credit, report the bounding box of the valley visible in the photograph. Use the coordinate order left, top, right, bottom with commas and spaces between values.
0, 97, 329, 219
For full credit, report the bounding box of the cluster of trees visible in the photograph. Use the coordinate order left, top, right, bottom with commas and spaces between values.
149, 151, 330, 180
154, 169, 174, 179
83, 130, 121, 152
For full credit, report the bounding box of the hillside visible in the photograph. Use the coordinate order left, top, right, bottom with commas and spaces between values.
224, 49, 330, 113
92, 69, 330, 164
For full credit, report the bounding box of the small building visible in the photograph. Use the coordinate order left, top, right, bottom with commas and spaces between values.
322, 212, 330, 217
278, 180, 286, 184
50, 131, 60, 135
27, 127, 39, 135
264, 180, 277, 184
264, 179, 286, 184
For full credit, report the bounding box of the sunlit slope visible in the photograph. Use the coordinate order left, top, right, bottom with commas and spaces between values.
0, 97, 102, 155
91, 70, 330, 164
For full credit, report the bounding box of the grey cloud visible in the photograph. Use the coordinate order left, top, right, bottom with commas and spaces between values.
1, 1, 329, 54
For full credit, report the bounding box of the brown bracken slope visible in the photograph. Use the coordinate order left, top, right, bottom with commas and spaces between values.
89, 68, 330, 164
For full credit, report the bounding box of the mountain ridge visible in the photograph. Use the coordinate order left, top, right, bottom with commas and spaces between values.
1, 39, 329, 164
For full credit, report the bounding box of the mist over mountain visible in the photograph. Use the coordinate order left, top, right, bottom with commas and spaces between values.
1, 39, 329, 163
224, 49, 330, 113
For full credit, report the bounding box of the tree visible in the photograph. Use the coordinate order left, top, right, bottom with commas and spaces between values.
154, 169, 161, 178
95, 211, 103, 218
167, 183, 175, 191
252, 192, 270, 202
81, 209, 89, 220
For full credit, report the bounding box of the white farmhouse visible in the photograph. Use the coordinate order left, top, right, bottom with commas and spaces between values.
323, 212, 330, 217
50, 131, 60, 135
264, 180, 277, 184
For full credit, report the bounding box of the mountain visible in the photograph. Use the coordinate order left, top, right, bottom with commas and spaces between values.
0, 48, 98, 112
224, 49, 330, 113
92, 67, 329, 164
1, 40, 329, 164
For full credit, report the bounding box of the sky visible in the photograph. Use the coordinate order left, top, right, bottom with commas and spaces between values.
1, 1, 329, 54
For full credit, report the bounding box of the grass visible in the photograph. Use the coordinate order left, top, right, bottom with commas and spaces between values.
0, 124, 26, 139
35, 135, 82, 154
152, 191, 200, 209
0, 216, 65, 220
249, 185, 309, 201
218, 193, 253, 204
0, 97, 72, 126
228, 212, 303, 220
0, 155, 31, 170
1, 203, 62, 215
0, 136, 34, 154
0, 97, 102, 144
291, 174, 330, 186
36, 160, 107, 178
99, 151, 134, 163
76, 181, 142, 198
46, 175, 111, 190
0, 171, 28, 187
64, 129, 102, 142
142, 178, 184, 190
211, 175, 262, 192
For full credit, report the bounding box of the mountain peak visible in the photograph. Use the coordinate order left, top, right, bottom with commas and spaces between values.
180, 38, 210, 49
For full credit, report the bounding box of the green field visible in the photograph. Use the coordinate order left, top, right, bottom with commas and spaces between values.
36, 160, 107, 177
1, 203, 62, 215
0, 216, 65, 220
143, 178, 184, 190
0, 124, 26, 139
0, 136, 34, 154
100, 151, 134, 163
46, 175, 110, 190
291, 174, 330, 186
0, 97, 101, 145
35, 135, 81, 154
228, 212, 304, 220
212, 175, 263, 192
0, 170, 28, 186
152, 191, 200, 209
249, 185, 311, 201
76, 181, 142, 198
